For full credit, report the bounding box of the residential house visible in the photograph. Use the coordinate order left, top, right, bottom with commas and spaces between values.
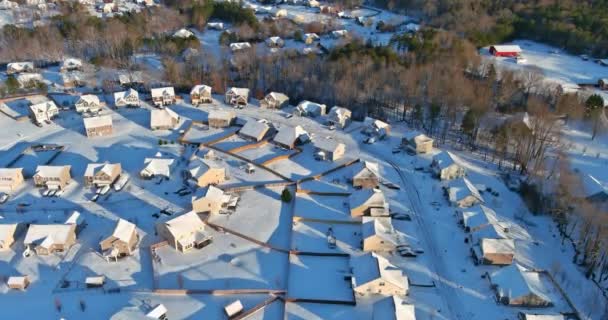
33, 165, 71, 190
314, 139, 346, 161
29, 101, 59, 124
65, 211, 86, 234
188, 157, 226, 187
7, 276, 29, 290
117, 72, 144, 87
327, 106, 352, 129
239, 120, 271, 142
75, 95, 102, 113
489, 264, 553, 307
599, 78, 608, 90
431, 151, 465, 180
266, 36, 285, 48
7, 61, 34, 74
140, 158, 175, 179
468, 222, 511, 245
273, 125, 309, 149
172, 28, 194, 39
402, 131, 434, 154
373, 295, 416, 320
459, 205, 498, 232
192, 185, 234, 214
446, 177, 483, 208
489, 45, 522, 57
363, 117, 391, 138
260, 92, 289, 109
362, 217, 403, 252
150, 108, 180, 130
351, 161, 380, 189
151, 87, 176, 107
190, 84, 212, 105
60, 58, 82, 72
84, 163, 122, 187
24, 223, 76, 255
350, 188, 388, 217
0, 0, 18, 10
295, 100, 326, 117
473, 238, 515, 265
351, 252, 409, 296
62, 72, 83, 88
0, 224, 18, 251
156, 211, 212, 252
114, 88, 140, 108
99, 218, 139, 261
304, 33, 320, 44
230, 42, 252, 52
0, 168, 24, 192
208, 110, 236, 128
225, 87, 250, 106
83, 115, 113, 138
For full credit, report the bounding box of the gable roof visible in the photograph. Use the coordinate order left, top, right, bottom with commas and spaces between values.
162, 211, 205, 237
264, 92, 289, 103
314, 139, 343, 153
150, 87, 175, 98
481, 238, 515, 255
29, 101, 58, 114
34, 165, 70, 178
297, 100, 326, 115
111, 219, 136, 242
76, 94, 100, 105
188, 157, 223, 180
448, 178, 483, 203
461, 205, 498, 229
208, 110, 236, 121
230, 42, 252, 51
142, 158, 174, 177
361, 216, 401, 245
239, 120, 270, 140
490, 45, 522, 53
349, 188, 386, 211
151, 108, 179, 128
328, 106, 352, 121
0, 168, 23, 179
190, 84, 211, 95
352, 252, 407, 290
83, 115, 112, 129
432, 151, 460, 170
173, 28, 194, 38
352, 161, 379, 181
227, 87, 250, 97
490, 263, 551, 303
114, 88, 139, 103
84, 163, 120, 178
273, 125, 309, 147
24, 224, 75, 246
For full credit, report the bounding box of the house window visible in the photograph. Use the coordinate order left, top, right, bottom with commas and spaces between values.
379, 282, 385, 286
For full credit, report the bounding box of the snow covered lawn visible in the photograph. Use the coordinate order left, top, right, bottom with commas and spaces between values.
287, 254, 353, 302
290, 220, 361, 254
293, 193, 352, 221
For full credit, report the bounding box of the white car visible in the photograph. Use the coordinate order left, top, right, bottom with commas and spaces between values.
48, 189, 57, 197
0, 193, 9, 204
42, 189, 51, 197
113, 174, 130, 191
54, 189, 64, 197
100, 185, 111, 195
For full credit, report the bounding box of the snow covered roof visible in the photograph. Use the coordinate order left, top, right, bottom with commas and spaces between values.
373, 296, 416, 320
349, 189, 387, 211
7, 276, 27, 287
352, 252, 407, 290
172, 28, 194, 38
208, 22, 224, 30
142, 158, 174, 177
273, 125, 309, 147
0, 168, 22, 178
61, 57, 82, 69
490, 263, 551, 303
267, 36, 283, 44
352, 161, 379, 181
189, 157, 222, 180
7, 61, 33, 71
448, 178, 484, 203
314, 139, 344, 153
297, 100, 326, 115
239, 120, 270, 140
361, 216, 400, 245
111, 219, 136, 242
29, 101, 58, 114
0, 224, 18, 243
328, 106, 352, 121
17, 73, 43, 85
114, 88, 139, 103
304, 33, 319, 41
470, 223, 510, 243
77, 94, 100, 106
151, 108, 179, 128
24, 224, 75, 246
224, 300, 243, 317
84, 163, 120, 178
490, 45, 522, 53
363, 117, 390, 130
403, 131, 432, 144
203, 185, 231, 204
461, 205, 498, 230
432, 151, 460, 170
230, 42, 252, 51
34, 165, 70, 178
83, 115, 112, 129
209, 110, 236, 121
332, 29, 348, 37
519, 314, 564, 320
190, 84, 211, 95
227, 87, 250, 97
162, 211, 205, 237
117, 72, 143, 85
481, 238, 515, 255
146, 304, 167, 319
150, 87, 175, 98
65, 210, 84, 226
264, 92, 289, 103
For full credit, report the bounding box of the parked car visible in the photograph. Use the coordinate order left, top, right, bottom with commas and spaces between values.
114, 174, 130, 191
392, 147, 401, 154
0, 193, 9, 204
100, 185, 111, 195
364, 137, 376, 144
391, 212, 412, 221
91, 193, 100, 202
54, 189, 64, 197
48, 189, 57, 197
42, 189, 52, 197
